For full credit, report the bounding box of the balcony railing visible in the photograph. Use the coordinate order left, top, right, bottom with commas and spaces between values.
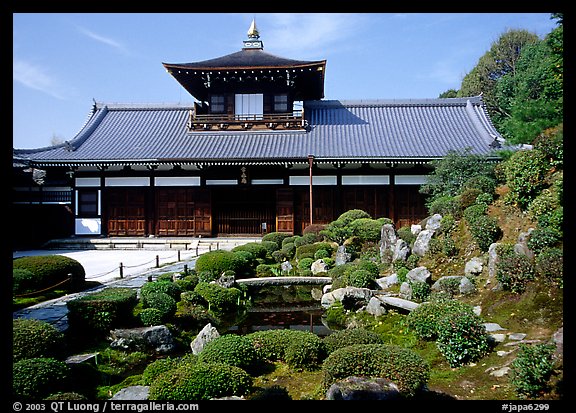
187, 110, 305, 131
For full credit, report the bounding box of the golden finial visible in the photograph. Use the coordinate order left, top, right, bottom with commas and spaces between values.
247, 18, 259, 39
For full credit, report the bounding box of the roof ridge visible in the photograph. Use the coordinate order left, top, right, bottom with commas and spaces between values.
305, 96, 483, 108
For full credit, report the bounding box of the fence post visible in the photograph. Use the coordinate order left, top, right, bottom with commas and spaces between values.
184, 264, 188, 277
156, 255, 159, 268
178, 250, 181, 261
119, 262, 124, 279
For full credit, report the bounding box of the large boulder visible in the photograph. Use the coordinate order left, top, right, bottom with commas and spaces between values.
326, 376, 401, 400
109, 325, 175, 354
190, 323, 220, 355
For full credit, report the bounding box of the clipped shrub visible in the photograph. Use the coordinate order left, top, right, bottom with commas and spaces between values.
405, 297, 476, 341
294, 232, 320, 247
194, 250, 247, 280
314, 248, 330, 260
348, 218, 383, 243
140, 280, 182, 302
12, 254, 86, 292
323, 327, 383, 354
197, 334, 261, 374
142, 357, 188, 386
247, 329, 327, 371
504, 149, 549, 209
66, 287, 138, 336
295, 242, 334, 260
510, 343, 557, 398
13, 318, 65, 362
148, 362, 253, 400
193, 282, 242, 314
495, 245, 535, 294
321, 344, 430, 397
527, 226, 562, 255
261, 232, 293, 250
348, 269, 376, 289
467, 213, 502, 252
13, 357, 70, 399
396, 226, 416, 246
459, 187, 483, 210
12, 268, 36, 295
232, 242, 268, 259
337, 209, 372, 225
428, 195, 461, 218
142, 292, 177, 321
436, 311, 491, 367
527, 188, 560, 222
139, 308, 165, 326
409, 281, 431, 302
297, 257, 314, 271
260, 240, 281, 255
535, 248, 563, 288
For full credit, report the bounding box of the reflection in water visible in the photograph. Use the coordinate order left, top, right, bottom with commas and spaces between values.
227, 284, 333, 336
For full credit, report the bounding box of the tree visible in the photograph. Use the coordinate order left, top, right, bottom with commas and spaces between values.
458, 29, 540, 119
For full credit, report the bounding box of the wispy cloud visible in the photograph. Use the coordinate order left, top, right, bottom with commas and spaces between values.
262, 13, 370, 59
13, 58, 71, 100
76, 25, 130, 55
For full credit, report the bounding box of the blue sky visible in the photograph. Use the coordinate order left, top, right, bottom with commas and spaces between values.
12, 12, 559, 149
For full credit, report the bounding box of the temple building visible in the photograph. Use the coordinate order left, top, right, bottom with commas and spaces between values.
13, 20, 505, 246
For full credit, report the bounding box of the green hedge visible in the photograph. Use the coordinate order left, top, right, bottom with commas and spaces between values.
13, 357, 70, 399
197, 334, 261, 374
66, 287, 138, 336
194, 250, 249, 280
13, 318, 65, 362
193, 282, 242, 314
12, 254, 86, 293
322, 327, 383, 354
321, 344, 430, 397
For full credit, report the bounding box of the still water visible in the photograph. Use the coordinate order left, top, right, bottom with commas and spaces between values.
226, 284, 333, 336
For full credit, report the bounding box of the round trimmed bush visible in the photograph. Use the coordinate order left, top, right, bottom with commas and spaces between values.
405, 297, 476, 341
323, 327, 383, 354
194, 250, 247, 280
321, 344, 430, 397
140, 280, 182, 301
13, 357, 70, 399
348, 269, 376, 289
148, 362, 253, 400
142, 357, 182, 385
436, 311, 491, 368
197, 334, 261, 373
13, 318, 65, 362
193, 282, 242, 314
13, 268, 36, 295
139, 308, 165, 326
142, 292, 177, 321
12, 254, 86, 292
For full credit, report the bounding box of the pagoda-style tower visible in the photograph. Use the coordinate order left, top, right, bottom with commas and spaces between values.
162, 19, 326, 131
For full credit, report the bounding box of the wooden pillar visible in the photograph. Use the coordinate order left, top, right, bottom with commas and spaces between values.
308, 155, 314, 225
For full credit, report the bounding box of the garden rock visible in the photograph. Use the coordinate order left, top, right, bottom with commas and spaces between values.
412, 230, 434, 257
365, 296, 387, 317
425, 213, 443, 231
111, 386, 150, 400
190, 322, 220, 355
392, 239, 410, 262
379, 224, 397, 264
321, 286, 372, 310
335, 245, 352, 266
406, 266, 431, 284
376, 295, 419, 312
109, 325, 176, 354
376, 273, 398, 289
311, 259, 329, 275
326, 376, 401, 400
464, 257, 484, 277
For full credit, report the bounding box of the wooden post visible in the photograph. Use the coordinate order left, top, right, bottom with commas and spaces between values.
156, 255, 160, 268
119, 262, 123, 278
308, 155, 314, 226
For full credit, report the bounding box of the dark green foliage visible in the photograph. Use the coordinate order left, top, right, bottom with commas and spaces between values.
464, 204, 502, 252
260, 240, 281, 254
396, 226, 416, 246
248, 385, 292, 400
45, 392, 88, 400
295, 242, 334, 260
261, 232, 293, 250
535, 248, 563, 288
348, 218, 383, 243
232, 242, 268, 259
13, 357, 70, 399
510, 343, 557, 398
337, 209, 372, 225
297, 257, 314, 270
348, 269, 376, 289
322, 327, 383, 354
527, 226, 562, 255
12, 268, 36, 295
405, 297, 476, 341
142, 292, 177, 321
194, 250, 248, 280
247, 329, 327, 371
321, 344, 430, 397
148, 362, 253, 400
12, 254, 86, 292
504, 149, 549, 209
140, 280, 182, 301
66, 287, 138, 336
409, 281, 431, 302
495, 245, 535, 294
13, 318, 65, 362
436, 311, 492, 367
197, 334, 261, 373
193, 282, 242, 314
428, 195, 462, 218
139, 307, 165, 326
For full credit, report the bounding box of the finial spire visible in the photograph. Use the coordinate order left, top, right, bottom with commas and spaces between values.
247, 18, 259, 39
243, 18, 263, 49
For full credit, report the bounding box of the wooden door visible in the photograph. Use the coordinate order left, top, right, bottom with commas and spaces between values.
155, 188, 212, 236
276, 188, 294, 234
106, 188, 147, 236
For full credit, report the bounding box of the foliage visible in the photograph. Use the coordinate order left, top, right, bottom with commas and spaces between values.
321, 344, 430, 397
348, 218, 384, 243
13, 318, 65, 362
468, 214, 502, 252
197, 334, 262, 374
140, 280, 182, 301
12, 268, 37, 295
409, 280, 431, 302
139, 307, 165, 326
510, 343, 557, 398
495, 244, 535, 294
194, 250, 248, 280
419, 148, 496, 208
247, 329, 327, 371
13, 357, 70, 399
436, 311, 492, 368
405, 297, 476, 341
232, 242, 268, 259
148, 362, 253, 400
526, 226, 562, 256
193, 282, 242, 314
142, 292, 177, 321
504, 149, 549, 210
12, 254, 86, 293
322, 327, 383, 354
66, 287, 138, 336
261, 232, 294, 250
535, 248, 563, 288
348, 269, 376, 289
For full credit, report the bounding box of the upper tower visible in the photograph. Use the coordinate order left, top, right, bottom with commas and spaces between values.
162, 19, 326, 131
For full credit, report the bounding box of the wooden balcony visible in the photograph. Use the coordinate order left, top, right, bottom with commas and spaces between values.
187, 110, 306, 131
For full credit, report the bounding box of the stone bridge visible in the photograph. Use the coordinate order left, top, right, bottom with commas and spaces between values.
235, 276, 332, 287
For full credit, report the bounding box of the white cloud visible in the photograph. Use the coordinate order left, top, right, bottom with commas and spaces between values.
262, 13, 370, 59
13, 58, 71, 100
76, 25, 129, 55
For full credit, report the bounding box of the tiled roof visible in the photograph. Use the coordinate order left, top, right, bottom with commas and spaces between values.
14, 97, 505, 166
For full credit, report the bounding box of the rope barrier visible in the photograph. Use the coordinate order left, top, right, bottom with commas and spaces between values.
14, 277, 71, 297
